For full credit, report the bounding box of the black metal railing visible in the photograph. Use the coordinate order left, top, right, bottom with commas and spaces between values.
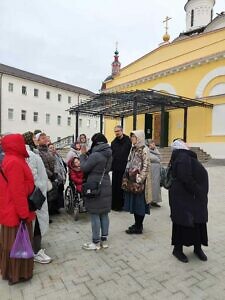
53, 135, 74, 149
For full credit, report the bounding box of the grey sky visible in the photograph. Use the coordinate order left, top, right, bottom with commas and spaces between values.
0, 0, 224, 92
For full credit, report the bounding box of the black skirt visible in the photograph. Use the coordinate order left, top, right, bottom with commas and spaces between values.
172, 223, 208, 247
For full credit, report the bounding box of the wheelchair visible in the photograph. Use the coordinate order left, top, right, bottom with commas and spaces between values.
64, 181, 86, 221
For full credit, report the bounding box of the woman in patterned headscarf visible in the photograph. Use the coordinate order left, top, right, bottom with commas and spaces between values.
122, 130, 152, 234
169, 138, 209, 263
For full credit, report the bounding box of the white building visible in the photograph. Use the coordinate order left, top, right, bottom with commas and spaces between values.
0, 64, 98, 142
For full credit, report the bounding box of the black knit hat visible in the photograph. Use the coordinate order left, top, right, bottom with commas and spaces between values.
23, 131, 36, 148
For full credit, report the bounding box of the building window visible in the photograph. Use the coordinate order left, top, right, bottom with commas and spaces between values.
22, 86, 27, 95
191, 9, 194, 27
67, 117, 71, 126
87, 119, 91, 127
33, 112, 38, 122
68, 96, 71, 104
79, 118, 82, 128
34, 88, 39, 97
57, 115, 61, 125
57, 137, 61, 141
8, 108, 14, 120
8, 83, 13, 92
46, 113, 50, 124
21, 110, 26, 121
46, 91, 50, 99
58, 94, 62, 102
211, 9, 213, 21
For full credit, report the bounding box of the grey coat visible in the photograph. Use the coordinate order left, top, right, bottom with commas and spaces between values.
149, 148, 162, 203
80, 143, 112, 214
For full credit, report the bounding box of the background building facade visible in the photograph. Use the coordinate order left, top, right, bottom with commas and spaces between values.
0, 64, 98, 142
102, 0, 225, 158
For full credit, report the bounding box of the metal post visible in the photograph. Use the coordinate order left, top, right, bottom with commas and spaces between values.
160, 105, 165, 148
100, 114, 103, 133
121, 116, 124, 128
75, 111, 79, 141
133, 97, 137, 130
183, 107, 188, 142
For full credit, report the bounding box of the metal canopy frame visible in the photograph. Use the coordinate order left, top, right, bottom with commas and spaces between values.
68, 89, 213, 146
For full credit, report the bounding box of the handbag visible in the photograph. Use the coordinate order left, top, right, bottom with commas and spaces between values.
82, 159, 109, 198
10, 221, 34, 259
121, 172, 145, 194
160, 164, 174, 189
0, 166, 45, 211
29, 186, 46, 211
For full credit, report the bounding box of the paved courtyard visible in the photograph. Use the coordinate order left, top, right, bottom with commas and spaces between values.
1, 164, 225, 299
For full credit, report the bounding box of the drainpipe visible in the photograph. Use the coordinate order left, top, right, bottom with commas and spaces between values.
0, 73, 2, 134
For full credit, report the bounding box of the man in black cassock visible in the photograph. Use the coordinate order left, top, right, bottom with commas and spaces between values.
111, 125, 131, 211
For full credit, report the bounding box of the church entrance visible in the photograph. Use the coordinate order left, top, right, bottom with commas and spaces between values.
144, 112, 169, 146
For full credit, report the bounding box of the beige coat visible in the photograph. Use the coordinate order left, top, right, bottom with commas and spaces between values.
127, 130, 152, 204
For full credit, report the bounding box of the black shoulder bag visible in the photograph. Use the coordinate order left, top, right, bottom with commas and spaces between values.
0, 166, 46, 211
82, 159, 109, 198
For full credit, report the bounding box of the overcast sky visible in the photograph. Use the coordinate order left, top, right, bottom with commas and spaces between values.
0, 0, 224, 92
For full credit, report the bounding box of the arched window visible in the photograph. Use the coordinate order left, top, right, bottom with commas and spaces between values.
191, 9, 194, 27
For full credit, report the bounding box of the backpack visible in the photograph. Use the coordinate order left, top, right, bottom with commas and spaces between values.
160, 164, 174, 189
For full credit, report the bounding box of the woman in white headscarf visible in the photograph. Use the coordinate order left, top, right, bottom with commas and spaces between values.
122, 130, 152, 234
169, 138, 209, 263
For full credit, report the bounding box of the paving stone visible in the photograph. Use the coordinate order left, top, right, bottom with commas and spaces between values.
1, 166, 225, 299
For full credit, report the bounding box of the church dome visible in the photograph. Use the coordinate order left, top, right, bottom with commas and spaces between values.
185, 0, 215, 31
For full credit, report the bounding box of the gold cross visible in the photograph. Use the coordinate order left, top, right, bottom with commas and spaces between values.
163, 16, 172, 33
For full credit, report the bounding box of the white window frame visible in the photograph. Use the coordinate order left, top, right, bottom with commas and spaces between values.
34, 88, 39, 97
33, 112, 38, 122
22, 86, 27, 95
8, 108, 14, 120
21, 110, 26, 121
8, 82, 13, 92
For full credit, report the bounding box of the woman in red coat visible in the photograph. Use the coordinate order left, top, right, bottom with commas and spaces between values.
68, 157, 84, 193
0, 134, 35, 285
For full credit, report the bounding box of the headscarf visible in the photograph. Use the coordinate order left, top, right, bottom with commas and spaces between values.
171, 139, 189, 150
23, 131, 36, 150
130, 130, 145, 148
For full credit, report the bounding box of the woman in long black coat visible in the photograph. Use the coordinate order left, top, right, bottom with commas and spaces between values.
169, 139, 209, 263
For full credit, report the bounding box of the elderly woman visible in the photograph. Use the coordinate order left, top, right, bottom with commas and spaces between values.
122, 130, 152, 234
80, 133, 112, 250
0, 134, 35, 284
23, 131, 52, 264
169, 139, 209, 263
148, 139, 162, 207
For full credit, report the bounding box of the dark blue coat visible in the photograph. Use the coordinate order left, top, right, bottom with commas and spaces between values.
169, 149, 208, 227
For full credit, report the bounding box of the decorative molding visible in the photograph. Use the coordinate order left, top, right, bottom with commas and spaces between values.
151, 83, 177, 95
103, 51, 225, 93
195, 66, 225, 97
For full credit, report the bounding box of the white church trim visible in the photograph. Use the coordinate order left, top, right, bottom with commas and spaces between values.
195, 66, 225, 97
152, 83, 177, 95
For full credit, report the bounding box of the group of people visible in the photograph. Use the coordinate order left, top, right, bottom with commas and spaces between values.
0, 126, 209, 285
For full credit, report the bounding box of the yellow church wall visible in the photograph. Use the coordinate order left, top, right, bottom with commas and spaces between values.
106, 28, 225, 89
104, 56, 225, 145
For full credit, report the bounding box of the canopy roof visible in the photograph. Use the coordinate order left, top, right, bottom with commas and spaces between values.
68, 89, 213, 118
